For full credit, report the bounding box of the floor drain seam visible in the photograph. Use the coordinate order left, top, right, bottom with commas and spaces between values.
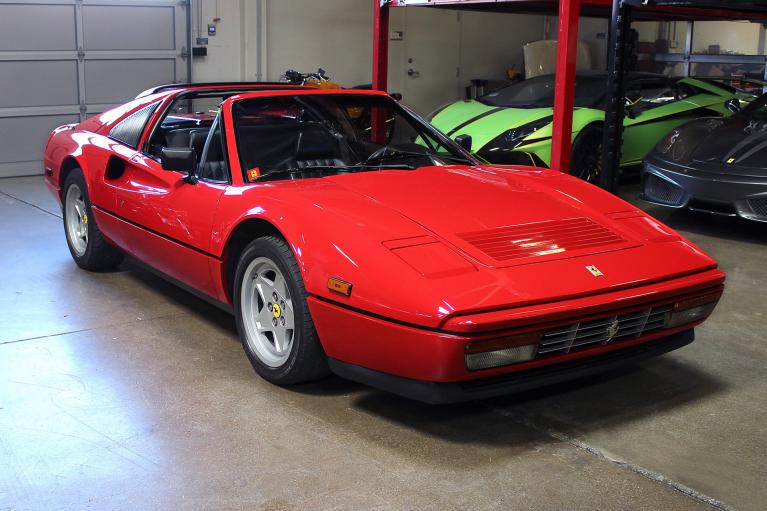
0, 312, 184, 346
491, 406, 737, 511
0, 188, 62, 218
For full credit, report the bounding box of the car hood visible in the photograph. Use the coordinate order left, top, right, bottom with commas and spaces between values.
431, 100, 554, 149
325, 164, 715, 270
327, 166, 641, 269
278, 165, 719, 328
691, 116, 767, 173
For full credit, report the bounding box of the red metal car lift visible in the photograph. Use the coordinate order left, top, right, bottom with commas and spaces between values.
372, 0, 767, 192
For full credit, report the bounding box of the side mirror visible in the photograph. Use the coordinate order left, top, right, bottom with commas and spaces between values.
725, 98, 741, 113
161, 147, 198, 183
624, 97, 637, 119
455, 134, 472, 152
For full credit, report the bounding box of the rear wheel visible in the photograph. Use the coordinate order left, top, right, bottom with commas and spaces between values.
570, 125, 604, 184
234, 236, 328, 385
62, 169, 123, 270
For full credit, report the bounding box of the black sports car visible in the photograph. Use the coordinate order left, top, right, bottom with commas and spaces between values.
642, 92, 767, 222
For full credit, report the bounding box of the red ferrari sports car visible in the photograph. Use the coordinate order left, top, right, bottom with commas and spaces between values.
44, 83, 725, 403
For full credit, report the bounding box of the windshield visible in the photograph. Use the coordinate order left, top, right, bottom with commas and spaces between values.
479, 74, 606, 108
232, 94, 475, 181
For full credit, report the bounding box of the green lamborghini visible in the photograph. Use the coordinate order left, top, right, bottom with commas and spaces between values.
429, 72, 752, 182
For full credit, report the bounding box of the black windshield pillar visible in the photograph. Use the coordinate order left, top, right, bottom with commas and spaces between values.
601, 0, 633, 192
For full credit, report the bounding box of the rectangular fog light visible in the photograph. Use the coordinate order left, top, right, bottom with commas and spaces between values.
667, 302, 719, 328
666, 290, 722, 328
465, 333, 540, 371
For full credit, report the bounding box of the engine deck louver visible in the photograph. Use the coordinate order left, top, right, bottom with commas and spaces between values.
457, 217, 625, 262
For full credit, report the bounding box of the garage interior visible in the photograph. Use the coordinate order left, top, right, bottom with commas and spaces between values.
1, 1, 766, 510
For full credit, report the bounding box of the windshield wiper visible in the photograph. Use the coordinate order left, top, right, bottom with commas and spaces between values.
253, 166, 342, 181
253, 163, 414, 181
365, 150, 472, 166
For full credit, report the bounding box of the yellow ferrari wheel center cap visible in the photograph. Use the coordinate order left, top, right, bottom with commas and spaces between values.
272, 303, 282, 319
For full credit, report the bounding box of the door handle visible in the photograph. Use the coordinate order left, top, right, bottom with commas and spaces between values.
407, 68, 420, 78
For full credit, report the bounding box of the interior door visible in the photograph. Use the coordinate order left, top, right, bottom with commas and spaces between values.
114, 152, 224, 297
401, 8, 461, 116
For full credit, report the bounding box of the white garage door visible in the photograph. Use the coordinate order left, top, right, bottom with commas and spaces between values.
0, 0, 190, 178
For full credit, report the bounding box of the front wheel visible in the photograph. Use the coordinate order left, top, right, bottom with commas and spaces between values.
570, 125, 604, 184
62, 169, 123, 270
234, 236, 328, 385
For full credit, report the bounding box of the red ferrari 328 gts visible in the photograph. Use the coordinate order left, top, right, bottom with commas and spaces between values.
44, 83, 725, 403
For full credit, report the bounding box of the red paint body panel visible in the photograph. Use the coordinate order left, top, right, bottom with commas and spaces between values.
44, 84, 725, 386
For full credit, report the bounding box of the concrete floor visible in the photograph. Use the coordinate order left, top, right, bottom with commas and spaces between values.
0, 175, 765, 511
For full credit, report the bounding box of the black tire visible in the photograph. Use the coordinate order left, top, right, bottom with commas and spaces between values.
570, 125, 604, 184
62, 169, 124, 270
233, 236, 328, 385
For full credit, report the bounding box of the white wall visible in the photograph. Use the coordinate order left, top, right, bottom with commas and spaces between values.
634, 20, 765, 55
263, 0, 374, 85
693, 21, 763, 55
189, 1, 609, 113
459, 11, 546, 82
190, 0, 245, 82
543, 16, 609, 70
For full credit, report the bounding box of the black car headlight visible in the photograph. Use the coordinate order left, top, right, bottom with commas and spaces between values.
655, 118, 723, 164
656, 129, 681, 155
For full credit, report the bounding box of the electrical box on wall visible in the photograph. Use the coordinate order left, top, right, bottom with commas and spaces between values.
192, 47, 208, 57
208, 23, 216, 36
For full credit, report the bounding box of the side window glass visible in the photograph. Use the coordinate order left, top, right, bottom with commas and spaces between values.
635, 82, 677, 114
109, 102, 159, 148
146, 95, 219, 160
198, 117, 228, 183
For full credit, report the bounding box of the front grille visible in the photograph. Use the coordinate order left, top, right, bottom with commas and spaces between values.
748, 197, 767, 218
457, 217, 625, 262
537, 305, 672, 357
643, 174, 685, 206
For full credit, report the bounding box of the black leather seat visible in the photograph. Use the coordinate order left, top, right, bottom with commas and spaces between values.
294, 125, 344, 168
188, 129, 209, 157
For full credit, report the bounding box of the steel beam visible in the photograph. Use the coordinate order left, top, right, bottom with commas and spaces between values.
600, 0, 633, 192
373, 0, 391, 91
549, 0, 581, 173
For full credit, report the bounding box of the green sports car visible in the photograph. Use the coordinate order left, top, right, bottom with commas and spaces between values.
429, 72, 752, 182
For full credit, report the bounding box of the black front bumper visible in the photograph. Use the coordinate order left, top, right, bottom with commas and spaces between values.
328, 329, 695, 404
641, 159, 767, 222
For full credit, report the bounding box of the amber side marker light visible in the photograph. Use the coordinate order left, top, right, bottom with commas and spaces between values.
465, 332, 542, 371
666, 290, 723, 329
327, 277, 353, 297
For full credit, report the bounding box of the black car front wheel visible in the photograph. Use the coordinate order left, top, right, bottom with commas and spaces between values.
571, 125, 604, 183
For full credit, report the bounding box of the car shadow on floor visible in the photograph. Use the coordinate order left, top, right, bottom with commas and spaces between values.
121, 258, 237, 335
289, 354, 728, 454
116, 239, 730, 456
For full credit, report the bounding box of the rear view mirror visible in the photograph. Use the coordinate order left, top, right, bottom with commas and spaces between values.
161, 147, 198, 183
455, 134, 472, 152
725, 98, 741, 113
